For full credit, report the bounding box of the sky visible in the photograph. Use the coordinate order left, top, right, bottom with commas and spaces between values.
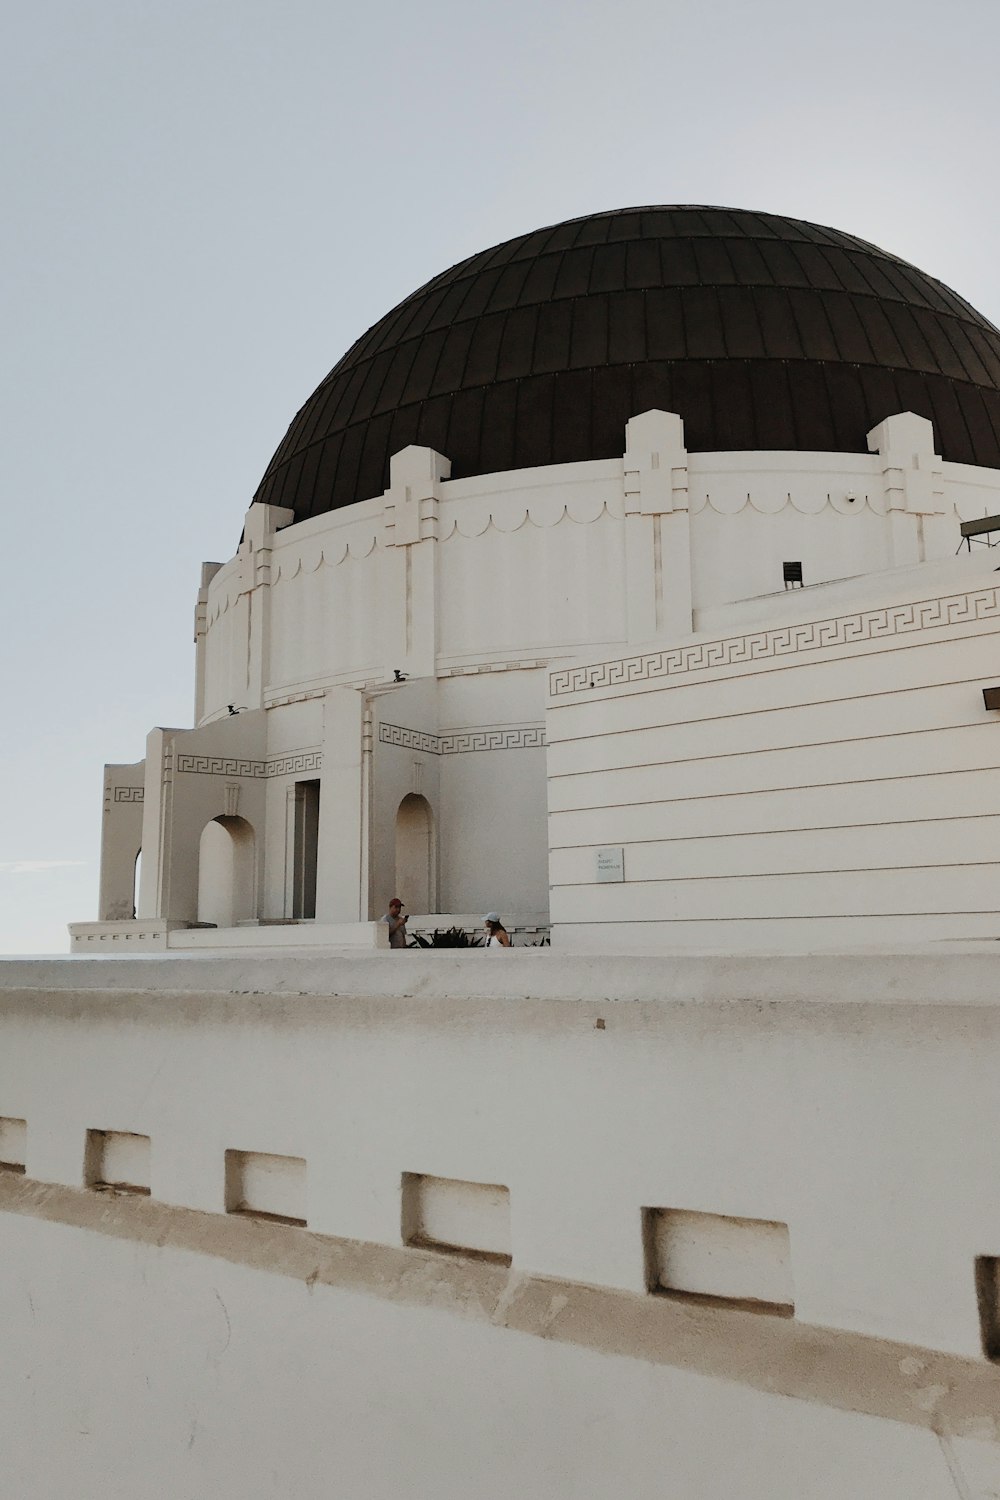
3, 0, 1000, 954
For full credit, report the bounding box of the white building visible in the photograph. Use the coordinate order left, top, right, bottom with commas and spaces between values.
8, 207, 1000, 1496
73, 205, 1000, 954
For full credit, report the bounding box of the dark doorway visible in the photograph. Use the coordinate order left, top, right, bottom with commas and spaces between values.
292, 780, 320, 919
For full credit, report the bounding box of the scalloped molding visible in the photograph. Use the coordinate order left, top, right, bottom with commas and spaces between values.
689, 488, 885, 516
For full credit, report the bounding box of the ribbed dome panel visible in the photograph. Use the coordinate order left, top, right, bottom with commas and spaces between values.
254, 207, 1000, 520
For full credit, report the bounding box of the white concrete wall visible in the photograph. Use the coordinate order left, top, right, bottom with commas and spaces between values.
8, 1207, 1000, 1500
100, 414, 1000, 944
98, 760, 145, 920
436, 460, 627, 664
261, 698, 324, 919
548, 552, 1000, 951
110, 665, 549, 933
4, 950, 1000, 1356
398, 671, 548, 923
263, 502, 398, 699
198, 415, 1000, 728
4, 950, 1000, 1496
369, 676, 443, 918
138, 712, 269, 924
326, 669, 552, 924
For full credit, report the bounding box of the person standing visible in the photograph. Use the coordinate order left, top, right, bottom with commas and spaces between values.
483, 913, 511, 949
382, 897, 409, 949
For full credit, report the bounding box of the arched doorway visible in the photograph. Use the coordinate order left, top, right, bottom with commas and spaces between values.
395, 794, 433, 914
197, 816, 256, 928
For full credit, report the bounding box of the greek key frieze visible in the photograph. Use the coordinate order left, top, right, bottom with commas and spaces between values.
379, 723, 545, 755
175, 749, 322, 779
438, 726, 545, 754
377, 724, 441, 756
176, 755, 269, 778
265, 751, 323, 778
112, 786, 144, 802
549, 586, 1000, 696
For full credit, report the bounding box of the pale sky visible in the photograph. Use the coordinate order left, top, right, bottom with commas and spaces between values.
3, 0, 1000, 954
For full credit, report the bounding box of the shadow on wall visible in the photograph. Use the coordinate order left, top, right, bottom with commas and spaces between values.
396, 794, 433, 914
197, 816, 256, 929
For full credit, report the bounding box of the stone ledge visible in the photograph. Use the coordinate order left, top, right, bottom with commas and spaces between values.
2, 1173, 998, 1442
68, 920, 389, 953
9, 945, 1000, 1007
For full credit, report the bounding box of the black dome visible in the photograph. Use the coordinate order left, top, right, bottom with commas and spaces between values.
254, 206, 1000, 521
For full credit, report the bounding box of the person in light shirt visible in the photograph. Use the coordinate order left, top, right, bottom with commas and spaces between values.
483, 913, 510, 949
382, 897, 408, 949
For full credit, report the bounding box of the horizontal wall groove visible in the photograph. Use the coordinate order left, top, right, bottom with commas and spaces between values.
555, 911, 1000, 923
552, 860, 1000, 887
548, 810, 1000, 851
545, 673, 999, 750
546, 718, 994, 783
548, 759, 1000, 815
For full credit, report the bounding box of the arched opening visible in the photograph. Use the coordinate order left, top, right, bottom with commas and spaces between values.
395, 794, 433, 914
133, 849, 142, 919
197, 816, 256, 928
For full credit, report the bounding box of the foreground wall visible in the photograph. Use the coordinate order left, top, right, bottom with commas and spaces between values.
549, 552, 1000, 951
4, 951, 1000, 1496
5, 1203, 1000, 1500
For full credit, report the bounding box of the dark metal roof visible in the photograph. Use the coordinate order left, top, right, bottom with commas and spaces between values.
253, 206, 1000, 521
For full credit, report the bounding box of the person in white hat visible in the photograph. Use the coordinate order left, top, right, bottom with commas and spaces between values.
483, 913, 511, 949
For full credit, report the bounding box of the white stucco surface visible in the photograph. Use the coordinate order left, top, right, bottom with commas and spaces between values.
52, 404, 1000, 1488
549, 550, 1000, 950
5, 1207, 1000, 1500
5, 948, 1000, 1356
4, 947, 1000, 1495
89, 410, 1000, 955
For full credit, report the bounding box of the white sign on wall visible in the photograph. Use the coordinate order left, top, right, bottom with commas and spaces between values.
596, 847, 625, 883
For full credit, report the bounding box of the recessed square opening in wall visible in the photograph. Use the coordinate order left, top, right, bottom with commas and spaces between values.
975, 1257, 1000, 1359
225, 1150, 307, 1226
0, 1117, 27, 1174
85, 1130, 151, 1195
643, 1207, 794, 1315
402, 1173, 511, 1264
